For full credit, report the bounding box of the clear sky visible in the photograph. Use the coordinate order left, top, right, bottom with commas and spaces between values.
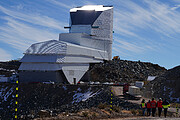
0, 0, 180, 69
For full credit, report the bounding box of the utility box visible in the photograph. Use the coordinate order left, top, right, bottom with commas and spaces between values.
128, 86, 142, 99
112, 86, 123, 96
135, 81, 144, 88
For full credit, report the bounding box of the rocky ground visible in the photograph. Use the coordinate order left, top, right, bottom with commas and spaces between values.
0, 83, 140, 119
0, 83, 179, 120
90, 59, 166, 83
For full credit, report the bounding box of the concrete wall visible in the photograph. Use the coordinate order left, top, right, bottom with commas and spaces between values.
19, 70, 67, 83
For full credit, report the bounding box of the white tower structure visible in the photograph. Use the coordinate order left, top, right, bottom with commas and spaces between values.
18, 5, 113, 84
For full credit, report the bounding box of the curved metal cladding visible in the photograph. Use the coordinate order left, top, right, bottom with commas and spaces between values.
25, 40, 67, 54
68, 5, 113, 60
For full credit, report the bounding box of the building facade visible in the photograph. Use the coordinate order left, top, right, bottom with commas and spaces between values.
19, 5, 113, 84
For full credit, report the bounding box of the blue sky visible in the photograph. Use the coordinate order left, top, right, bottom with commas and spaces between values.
0, 0, 180, 69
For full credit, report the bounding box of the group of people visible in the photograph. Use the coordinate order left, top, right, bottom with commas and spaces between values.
141, 98, 170, 117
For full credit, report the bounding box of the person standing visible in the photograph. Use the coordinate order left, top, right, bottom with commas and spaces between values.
146, 100, 151, 116
141, 99, 146, 116
162, 99, 170, 118
151, 98, 156, 117
157, 98, 163, 117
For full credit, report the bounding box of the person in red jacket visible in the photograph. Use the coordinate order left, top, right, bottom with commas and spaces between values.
151, 98, 157, 117
157, 98, 163, 117
146, 100, 151, 116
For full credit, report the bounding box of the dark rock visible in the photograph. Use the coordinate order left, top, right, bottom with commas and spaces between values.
90, 59, 166, 83
144, 65, 180, 103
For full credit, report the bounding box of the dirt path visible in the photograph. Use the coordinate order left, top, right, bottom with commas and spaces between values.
101, 116, 180, 120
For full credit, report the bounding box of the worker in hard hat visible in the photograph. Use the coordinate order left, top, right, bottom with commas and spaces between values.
162, 98, 170, 118
157, 98, 163, 117
141, 99, 146, 116
146, 100, 151, 116
151, 98, 156, 117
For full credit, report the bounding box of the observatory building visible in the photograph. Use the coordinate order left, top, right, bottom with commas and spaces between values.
18, 5, 113, 84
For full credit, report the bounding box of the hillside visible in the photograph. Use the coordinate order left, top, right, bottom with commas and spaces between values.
144, 65, 180, 103
0, 60, 20, 77
0, 59, 167, 82
90, 59, 167, 83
